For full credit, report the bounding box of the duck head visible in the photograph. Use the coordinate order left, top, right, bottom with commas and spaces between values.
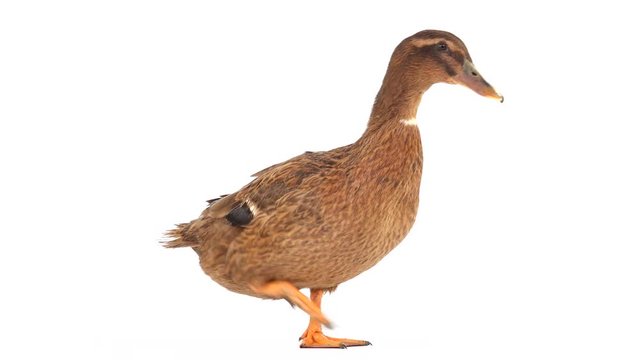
397, 30, 502, 101
370, 30, 502, 126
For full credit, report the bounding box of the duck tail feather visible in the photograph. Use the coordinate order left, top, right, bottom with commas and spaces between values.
162, 223, 199, 248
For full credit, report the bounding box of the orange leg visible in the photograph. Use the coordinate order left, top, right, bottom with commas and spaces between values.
249, 280, 333, 328
298, 289, 371, 349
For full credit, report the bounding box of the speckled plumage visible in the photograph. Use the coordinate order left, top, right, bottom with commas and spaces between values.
165, 29, 501, 347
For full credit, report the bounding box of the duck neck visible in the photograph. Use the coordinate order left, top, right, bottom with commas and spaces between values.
367, 75, 431, 129
351, 70, 426, 187
354, 86, 424, 187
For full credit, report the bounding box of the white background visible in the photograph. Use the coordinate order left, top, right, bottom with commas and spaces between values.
1, 1, 639, 359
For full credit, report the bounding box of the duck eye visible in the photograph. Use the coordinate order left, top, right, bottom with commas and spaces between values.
437, 42, 448, 51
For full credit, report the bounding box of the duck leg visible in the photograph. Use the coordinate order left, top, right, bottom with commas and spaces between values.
249, 280, 332, 327
299, 289, 371, 348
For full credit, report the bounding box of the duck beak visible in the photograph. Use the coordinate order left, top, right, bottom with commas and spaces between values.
453, 60, 504, 103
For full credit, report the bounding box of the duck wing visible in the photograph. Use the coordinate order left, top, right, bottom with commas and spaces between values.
164, 146, 350, 248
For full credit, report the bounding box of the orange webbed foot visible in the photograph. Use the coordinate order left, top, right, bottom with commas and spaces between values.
299, 329, 371, 349
298, 288, 371, 349
250, 282, 370, 348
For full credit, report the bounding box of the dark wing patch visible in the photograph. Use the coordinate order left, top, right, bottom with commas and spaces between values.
225, 203, 253, 227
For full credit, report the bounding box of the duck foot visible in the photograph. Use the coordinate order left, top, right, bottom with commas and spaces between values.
298, 288, 370, 349
299, 329, 371, 349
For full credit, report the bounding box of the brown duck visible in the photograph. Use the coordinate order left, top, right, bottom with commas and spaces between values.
165, 29, 502, 348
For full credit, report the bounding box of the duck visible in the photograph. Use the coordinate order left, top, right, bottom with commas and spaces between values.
164, 29, 502, 348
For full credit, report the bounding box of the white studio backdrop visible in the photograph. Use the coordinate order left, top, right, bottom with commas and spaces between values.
1, 1, 638, 359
